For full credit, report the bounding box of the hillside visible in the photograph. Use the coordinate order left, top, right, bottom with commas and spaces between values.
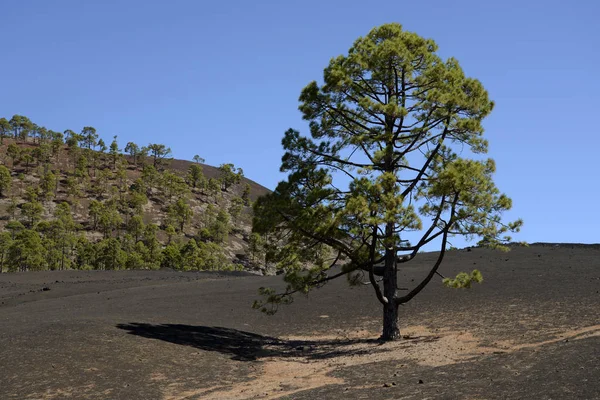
0, 115, 271, 273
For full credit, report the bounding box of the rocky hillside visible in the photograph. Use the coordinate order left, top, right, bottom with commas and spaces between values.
0, 115, 271, 273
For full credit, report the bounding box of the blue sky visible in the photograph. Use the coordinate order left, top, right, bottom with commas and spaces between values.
1, 0, 598, 246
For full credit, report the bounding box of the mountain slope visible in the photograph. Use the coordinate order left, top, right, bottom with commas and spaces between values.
0, 128, 271, 273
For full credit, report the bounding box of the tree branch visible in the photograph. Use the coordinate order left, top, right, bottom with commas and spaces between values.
396, 194, 459, 304
399, 122, 448, 199
308, 148, 374, 169
367, 226, 388, 304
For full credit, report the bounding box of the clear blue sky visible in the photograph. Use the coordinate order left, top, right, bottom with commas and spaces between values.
1, 0, 598, 246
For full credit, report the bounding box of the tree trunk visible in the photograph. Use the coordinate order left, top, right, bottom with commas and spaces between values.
382, 296, 400, 340
380, 218, 400, 340
381, 246, 400, 341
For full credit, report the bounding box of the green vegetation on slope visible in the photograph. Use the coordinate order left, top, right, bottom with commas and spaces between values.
0, 115, 268, 273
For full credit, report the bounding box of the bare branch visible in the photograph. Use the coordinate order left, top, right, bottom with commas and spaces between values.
396, 194, 459, 304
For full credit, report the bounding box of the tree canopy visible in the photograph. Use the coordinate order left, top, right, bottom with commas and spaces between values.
252, 23, 522, 341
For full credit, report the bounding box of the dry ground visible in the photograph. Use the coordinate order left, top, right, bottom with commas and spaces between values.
1, 244, 599, 399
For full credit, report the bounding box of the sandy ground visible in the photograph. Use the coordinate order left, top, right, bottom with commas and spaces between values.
1, 244, 599, 399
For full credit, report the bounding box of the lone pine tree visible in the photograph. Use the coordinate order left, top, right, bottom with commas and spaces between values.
252, 23, 522, 341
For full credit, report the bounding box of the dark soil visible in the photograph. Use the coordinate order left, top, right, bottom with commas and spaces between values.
1, 244, 599, 399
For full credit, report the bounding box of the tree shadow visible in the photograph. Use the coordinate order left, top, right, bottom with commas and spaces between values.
116, 323, 431, 362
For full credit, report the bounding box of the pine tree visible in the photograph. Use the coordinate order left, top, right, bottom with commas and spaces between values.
124, 142, 140, 166
39, 171, 57, 202
7, 144, 21, 167
0, 118, 10, 145
0, 165, 11, 197
97, 201, 122, 238
147, 143, 172, 169
218, 163, 243, 191
252, 23, 522, 340
209, 209, 230, 244
229, 197, 244, 225
21, 200, 44, 227
0, 232, 12, 273
9, 115, 33, 142
109, 135, 120, 170
127, 215, 145, 242
167, 198, 193, 233
81, 126, 98, 149
7, 229, 45, 271
241, 183, 251, 206
186, 164, 205, 189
